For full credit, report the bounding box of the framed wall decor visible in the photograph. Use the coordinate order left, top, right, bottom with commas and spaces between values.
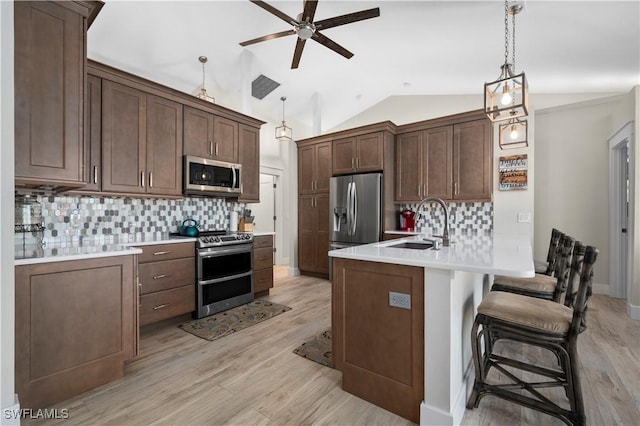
499, 154, 528, 191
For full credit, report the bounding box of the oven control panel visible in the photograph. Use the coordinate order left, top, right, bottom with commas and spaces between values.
197, 232, 253, 248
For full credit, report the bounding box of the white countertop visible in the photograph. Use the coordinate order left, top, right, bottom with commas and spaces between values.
329, 233, 535, 278
14, 235, 196, 265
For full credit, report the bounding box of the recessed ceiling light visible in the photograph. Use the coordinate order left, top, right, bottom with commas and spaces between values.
403, 82, 411, 88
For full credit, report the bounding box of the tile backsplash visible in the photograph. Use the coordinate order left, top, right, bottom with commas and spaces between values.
24, 194, 247, 245
399, 201, 493, 234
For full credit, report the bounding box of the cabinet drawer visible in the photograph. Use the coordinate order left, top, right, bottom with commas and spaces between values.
254, 247, 273, 270
138, 242, 194, 264
254, 268, 274, 293
253, 235, 273, 249
140, 285, 195, 326
139, 257, 195, 295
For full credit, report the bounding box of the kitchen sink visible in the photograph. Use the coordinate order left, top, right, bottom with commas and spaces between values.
387, 241, 433, 250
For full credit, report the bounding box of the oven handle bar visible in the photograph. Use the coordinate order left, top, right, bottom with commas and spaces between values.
198, 271, 252, 286
198, 245, 252, 257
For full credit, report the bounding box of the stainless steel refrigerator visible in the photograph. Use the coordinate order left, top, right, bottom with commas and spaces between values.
329, 173, 382, 250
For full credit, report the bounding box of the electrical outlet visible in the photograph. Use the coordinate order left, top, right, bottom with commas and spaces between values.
389, 292, 411, 309
517, 212, 531, 223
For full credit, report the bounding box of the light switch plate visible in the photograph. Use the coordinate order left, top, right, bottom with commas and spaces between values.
389, 292, 411, 309
517, 212, 531, 223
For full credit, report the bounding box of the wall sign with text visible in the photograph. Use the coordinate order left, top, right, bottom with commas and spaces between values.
499, 154, 528, 191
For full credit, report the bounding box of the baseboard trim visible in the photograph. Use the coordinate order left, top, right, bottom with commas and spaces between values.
1, 394, 21, 426
593, 282, 609, 295
420, 401, 454, 426
420, 362, 472, 425
627, 301, 640, 320
288, 267, 300, 276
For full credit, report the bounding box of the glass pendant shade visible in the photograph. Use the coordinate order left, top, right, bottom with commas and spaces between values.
499, 116, 528, 149
275, 122, 292, 141
484, 64, 528, 122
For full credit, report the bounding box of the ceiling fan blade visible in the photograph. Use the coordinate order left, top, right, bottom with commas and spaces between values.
301, 0, 318, 23
250, 0, 298, 25
291, 37, 307, 69
239, 29, 296, 47
314, 7, 380, 31
311, 32, 353, 59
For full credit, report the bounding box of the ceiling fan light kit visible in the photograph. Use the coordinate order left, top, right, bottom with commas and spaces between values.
484, 0, 530, 149
240, 0, 380, 69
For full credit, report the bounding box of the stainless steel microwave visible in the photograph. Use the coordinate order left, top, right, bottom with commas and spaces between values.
183, 155, 242, 197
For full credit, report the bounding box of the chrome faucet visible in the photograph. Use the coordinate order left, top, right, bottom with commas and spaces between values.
415, 196, 450, 246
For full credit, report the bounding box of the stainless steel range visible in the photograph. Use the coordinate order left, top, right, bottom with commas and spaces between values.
196, 230, 254, 318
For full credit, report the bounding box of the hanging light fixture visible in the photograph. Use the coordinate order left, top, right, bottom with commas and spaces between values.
484, 1, 528, 123
196, 56, 215, 103
275, 96, 293, 142
498, 112, 528, 149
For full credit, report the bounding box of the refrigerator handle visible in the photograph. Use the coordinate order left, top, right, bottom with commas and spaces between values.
352, 181, 358, 235
346, 182, 352, 236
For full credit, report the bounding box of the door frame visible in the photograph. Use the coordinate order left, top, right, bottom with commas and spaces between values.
608, 121, 634, 300
259, 165, 285, 265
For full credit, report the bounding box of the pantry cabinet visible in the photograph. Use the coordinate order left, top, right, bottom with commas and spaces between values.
101, 80, 183, 197
14, 1, 102, 190
298, 193, 330, 275
298, 141, 332, 195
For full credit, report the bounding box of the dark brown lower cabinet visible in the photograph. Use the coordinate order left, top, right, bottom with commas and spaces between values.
15, 255, 137, 409
298, 193, 330, 276
332, 258, 424, 423
253, 235, 274, 296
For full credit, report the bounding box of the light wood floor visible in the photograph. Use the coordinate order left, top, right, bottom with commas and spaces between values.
26, 267, 639, 425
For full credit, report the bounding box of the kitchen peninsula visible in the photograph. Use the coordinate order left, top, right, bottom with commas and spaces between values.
329, 233, 534, 425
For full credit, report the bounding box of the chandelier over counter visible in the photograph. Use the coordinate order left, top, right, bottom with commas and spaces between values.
484, 1, 528, 124
275, 96, 292, 142
196, 56, 215, 104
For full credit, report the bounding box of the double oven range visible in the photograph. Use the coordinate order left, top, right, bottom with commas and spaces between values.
195, 230, 254, 318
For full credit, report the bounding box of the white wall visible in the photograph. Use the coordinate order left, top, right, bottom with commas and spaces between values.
535, 93, 635, 289
0, 0, 17, 417
631, 86, 640, 310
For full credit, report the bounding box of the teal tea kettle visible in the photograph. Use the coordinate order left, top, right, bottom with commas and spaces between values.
180, 219, 199, 237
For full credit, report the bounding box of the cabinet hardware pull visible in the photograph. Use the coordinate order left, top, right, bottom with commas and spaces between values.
140, 171, 145, 187
423, 184, 426, 197
153, 304, 169, 310
454, 182, 458, 195
153, 274, 171, 280
351, 158, 355, 169
215, 142, 219, 156
149, 172, 153, 188
209, 141, 213, 156
356, 157, 360, 169
153, 251, 171, 256
93, 166, 98, 184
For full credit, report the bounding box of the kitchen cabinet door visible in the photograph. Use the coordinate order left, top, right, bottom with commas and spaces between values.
395, 131, 422, 202
355, 132, 384, 172
298, 194, 329, 275
183, 106, 214, 159
298, 141, 332, 195
213, 116, 239, 163
238, 124, 260, 203
453, 119, 492, 201
14, 1, 85, 187
333, 137, 357, 175
146, 95, 183, 196
101, 80, 147, 194
423, 126, 452, 200
83, 74, 102, 191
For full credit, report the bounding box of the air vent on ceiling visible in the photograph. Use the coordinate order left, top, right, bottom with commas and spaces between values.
251, 74, 280, 100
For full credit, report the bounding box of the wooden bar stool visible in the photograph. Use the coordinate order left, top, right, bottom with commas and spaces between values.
492, 235, 574, 301
535, 228, 563, 274
466, 245, 599, 426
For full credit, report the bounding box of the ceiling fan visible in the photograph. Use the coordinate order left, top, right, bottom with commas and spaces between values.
240, 0, 380, 69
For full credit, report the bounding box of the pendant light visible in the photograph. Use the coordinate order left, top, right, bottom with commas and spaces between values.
196, 56, 215, 103
484, 1, 528, 123
275, 96, 293, 142
498, 112, 528, 149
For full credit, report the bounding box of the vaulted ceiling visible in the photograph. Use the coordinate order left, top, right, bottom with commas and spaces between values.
88, 1, 640, 133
